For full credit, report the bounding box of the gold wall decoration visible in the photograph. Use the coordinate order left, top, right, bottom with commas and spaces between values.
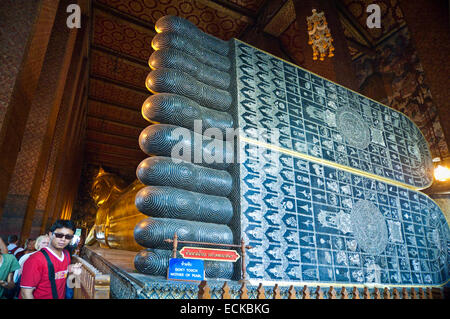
307, 9, 335, 61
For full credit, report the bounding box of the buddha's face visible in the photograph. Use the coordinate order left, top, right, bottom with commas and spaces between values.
91, 178, 110, 207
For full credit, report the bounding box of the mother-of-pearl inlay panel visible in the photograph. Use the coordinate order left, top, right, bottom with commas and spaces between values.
233, 40, 448, 286
234, 40, 433, 190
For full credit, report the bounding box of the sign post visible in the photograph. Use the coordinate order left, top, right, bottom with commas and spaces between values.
164, 233, 252, 283
167, 258, 204, 282
179, 247, 240, 262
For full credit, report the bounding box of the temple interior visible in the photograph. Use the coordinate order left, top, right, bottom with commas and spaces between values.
1, 0, 449, 299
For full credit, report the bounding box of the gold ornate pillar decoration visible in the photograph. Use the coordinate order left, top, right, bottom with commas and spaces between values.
306, 9, 334, 61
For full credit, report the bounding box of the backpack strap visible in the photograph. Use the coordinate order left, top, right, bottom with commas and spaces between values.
40, 249, 59, 299
63, 249, 70, 263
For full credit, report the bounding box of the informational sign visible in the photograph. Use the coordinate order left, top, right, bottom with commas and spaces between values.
167, 258, 204, 281
180, 247, 240, 262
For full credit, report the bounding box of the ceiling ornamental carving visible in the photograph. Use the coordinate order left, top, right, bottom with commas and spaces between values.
96, 0, 250, 40
93, 9, 155, 61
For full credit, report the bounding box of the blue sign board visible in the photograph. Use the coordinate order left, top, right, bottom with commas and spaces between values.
167, 258, 205, 281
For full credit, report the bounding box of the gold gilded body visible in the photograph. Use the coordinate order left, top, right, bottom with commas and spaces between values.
86, 168, 147, 251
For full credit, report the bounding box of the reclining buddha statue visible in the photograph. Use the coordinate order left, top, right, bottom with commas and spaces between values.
85, 167, 147, 251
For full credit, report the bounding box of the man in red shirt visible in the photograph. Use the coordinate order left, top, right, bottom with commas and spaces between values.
20, 220, 81, 299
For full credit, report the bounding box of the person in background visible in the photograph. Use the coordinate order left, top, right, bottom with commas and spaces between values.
15, 238, 36, 260
73, 231, 85, 256
20, 220, 82, 299
0, 238, 7, 254
0, 244, 21, 298
14, 235, 50, 283
7, 235, 24, 260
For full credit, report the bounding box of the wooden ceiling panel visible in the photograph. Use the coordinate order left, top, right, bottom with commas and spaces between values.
87, 117, 144, 139
95, 0, 250, 40
85, 150, 144, 171
90, 49, 149, 90
85, 141, 146, 159
85, 129, 141, 150
89, 78, 149, 111
93, 9, 155, 62
87, 99, 149, 127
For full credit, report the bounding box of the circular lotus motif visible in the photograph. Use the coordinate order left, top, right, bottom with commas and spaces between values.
336, 106, 371, 149
350, 200, 388, 255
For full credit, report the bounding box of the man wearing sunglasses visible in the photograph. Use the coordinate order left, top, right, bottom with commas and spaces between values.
20, 220, 82, 299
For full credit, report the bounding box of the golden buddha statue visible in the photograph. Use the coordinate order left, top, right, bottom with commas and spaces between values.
85, 167, 147, 251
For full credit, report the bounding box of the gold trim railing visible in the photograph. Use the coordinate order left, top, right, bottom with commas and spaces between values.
71, 255, 110, 299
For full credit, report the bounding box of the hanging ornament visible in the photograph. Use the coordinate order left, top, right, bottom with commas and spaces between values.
306, 9, 334, 61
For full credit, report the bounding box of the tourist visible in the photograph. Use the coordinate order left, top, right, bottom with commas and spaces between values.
7, 235, 24, 259
6, 235, 50, 299
14, 235, 50, 283
20, 220, 82, 299
15, 238, 36, 260
0, 245, 21, 298
0, 238, 7, 254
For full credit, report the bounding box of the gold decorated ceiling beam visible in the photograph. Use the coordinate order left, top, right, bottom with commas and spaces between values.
344, 35, 376, 58
205, 0, 259, 19
196, 0, 254, 22
335, 0, 375, 47
237, 0, 289, 52
263, 0, 296, 37
374, 22, 407, 47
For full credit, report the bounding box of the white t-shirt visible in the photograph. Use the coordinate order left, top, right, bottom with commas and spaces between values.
13, 251, 37, 282
7, 243, 24, 256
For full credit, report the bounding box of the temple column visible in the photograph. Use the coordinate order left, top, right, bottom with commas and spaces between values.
36, 23, 88, 236
0, 0, 59, 227
398, 0, 450, 159
398, 1, 449, 222
45, 75, 88, 227
2, 0, 78, 239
